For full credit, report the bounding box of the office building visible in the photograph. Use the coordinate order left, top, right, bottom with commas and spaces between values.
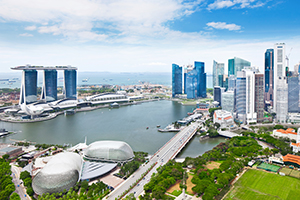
273, 43, 286, 112
184, 65, 193, 94
64, 69, 77, 100
228, 57, 251, 77
236, 68, 257, 124
288, 76, 299, 113
41, 70, 57, 102
221, 90, 234, 115
213, 86, 222, 106
194, 61, 207, 98
172, 64, 182, 97
228, 75, 236, 91
255, 74, 264, 122
20, 69, 38, 104
264, 49, 274, 107
213, 60, 224, 87
276, 77, 288, 123
186, 69, 198, 99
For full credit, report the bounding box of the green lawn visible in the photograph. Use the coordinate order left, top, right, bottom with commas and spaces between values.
225, 169, 300, 200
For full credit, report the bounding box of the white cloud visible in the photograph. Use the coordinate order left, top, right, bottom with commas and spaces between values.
208, 0, 264, 10
24, 25, 36, 31
0, 0, 203, 42
206, 22, 241, 31
19, 33, 33, 37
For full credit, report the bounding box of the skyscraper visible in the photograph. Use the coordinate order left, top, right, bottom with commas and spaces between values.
41, 70, 57, 102
228, 57, 251, 77
255, 74, 264, 122
264, 49, 274, 107
186, 69, 198, 99
273, 43, 286, 112
194, 61, 207, 98
236, 71, 246, 123
20, 69, 38, 104
214, 86, 222, 107
213, 60, 224, 87
64, 69, 77, 100
172, 64, 182, 97
184, 65, 193, 94
276, 77, 288, 123
288, 76, 299, 113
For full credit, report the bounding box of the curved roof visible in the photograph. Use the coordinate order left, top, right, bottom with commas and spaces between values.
32, 152, 82, 195
84, 141, 134, 162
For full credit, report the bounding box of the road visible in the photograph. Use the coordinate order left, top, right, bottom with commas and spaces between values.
107, 122, 199, 200
10, 164, 31, 200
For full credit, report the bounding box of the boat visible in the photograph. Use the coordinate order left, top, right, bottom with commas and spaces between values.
146, 127, 149, 130
82, 78, 89, 82
0, 79, 9, 81
110, 102, 120, 108
157, 125, 161, 128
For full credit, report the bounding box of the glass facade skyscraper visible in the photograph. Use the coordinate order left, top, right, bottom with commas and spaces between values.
41, 70, 57, 102
186, 69, 198, 99
213, 60, 224, 87
222, 90, 234, 115
20, 70, 38, 104
228, 57, 251, 76
213, 86, 222, 106
64, 70, 77, 100
195, 61, 207, 98
288, 76, 299, 113
172, 64, 182, 97
264, 49, 274, 107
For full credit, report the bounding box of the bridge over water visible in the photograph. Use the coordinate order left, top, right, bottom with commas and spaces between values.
107, 122, 199, 200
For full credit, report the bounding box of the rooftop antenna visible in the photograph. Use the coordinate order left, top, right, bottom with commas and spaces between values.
84, 136, 87, 145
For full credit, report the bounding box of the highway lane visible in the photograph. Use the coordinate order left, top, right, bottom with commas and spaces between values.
107, 122, 199, 200
11, 164, 31, 200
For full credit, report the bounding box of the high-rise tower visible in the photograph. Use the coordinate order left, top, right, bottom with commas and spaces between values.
64, 69, 77, 100
20, 69, 38, 104
264, 49, 274, 107
213, 60, 224, 87
41, 70, 57, 102
273, 43, 286, 113
194, 61, 206, 98
228, 57, 251, 77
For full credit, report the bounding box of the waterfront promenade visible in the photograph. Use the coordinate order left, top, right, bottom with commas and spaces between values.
107, 122, 199, 200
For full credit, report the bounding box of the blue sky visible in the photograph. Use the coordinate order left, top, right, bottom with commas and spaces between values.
0, 0, 299, 73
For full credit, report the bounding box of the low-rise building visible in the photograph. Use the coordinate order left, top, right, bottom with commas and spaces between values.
0, 144, 23, 158
272, 128, 297, 141
213, 110, 234, 128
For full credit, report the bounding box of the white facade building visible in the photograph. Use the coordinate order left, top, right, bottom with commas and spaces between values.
276, 77, 288, 123
291, 128, 300, 153
273, 43, 286, 113
213, 110, 234, 128
245, 69, 257, 124
272, 128, 297, 141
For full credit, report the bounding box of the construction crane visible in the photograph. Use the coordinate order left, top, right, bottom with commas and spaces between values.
285, 47, 293, 76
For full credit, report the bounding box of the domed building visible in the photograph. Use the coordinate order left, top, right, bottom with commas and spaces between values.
84, 141, 134, 163
32, 152, 82, 195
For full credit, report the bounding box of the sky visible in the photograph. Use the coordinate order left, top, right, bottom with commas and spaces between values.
0, 0, 299, 74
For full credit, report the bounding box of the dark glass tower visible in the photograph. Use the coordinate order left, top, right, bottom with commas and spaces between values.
264, 49, 274, 107
172, 64, 182, 97
64, 70, 77, 99
186, 69, 198, 99
213, 86, 222, 106
20, 70, 38, 104
41, 70, 57, 102
194, 61, 207, 98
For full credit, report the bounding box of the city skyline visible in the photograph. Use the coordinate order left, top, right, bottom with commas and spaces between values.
0, 0, 299, 73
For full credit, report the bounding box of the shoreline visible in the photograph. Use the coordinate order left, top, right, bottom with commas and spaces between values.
0, 99, 160, 123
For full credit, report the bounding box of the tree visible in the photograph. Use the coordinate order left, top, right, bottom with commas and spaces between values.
124, 193, 136, 200
2, 154, 9, 160
20, 171, 31, 180
9, 193, 21, 200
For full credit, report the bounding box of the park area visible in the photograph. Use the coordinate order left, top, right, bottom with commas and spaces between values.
257, 162, 280, 172
225, 169, 300, 200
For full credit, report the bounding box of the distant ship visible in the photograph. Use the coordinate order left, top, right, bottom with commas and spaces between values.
0, 79, 9, 81
82, 78, 89, 82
